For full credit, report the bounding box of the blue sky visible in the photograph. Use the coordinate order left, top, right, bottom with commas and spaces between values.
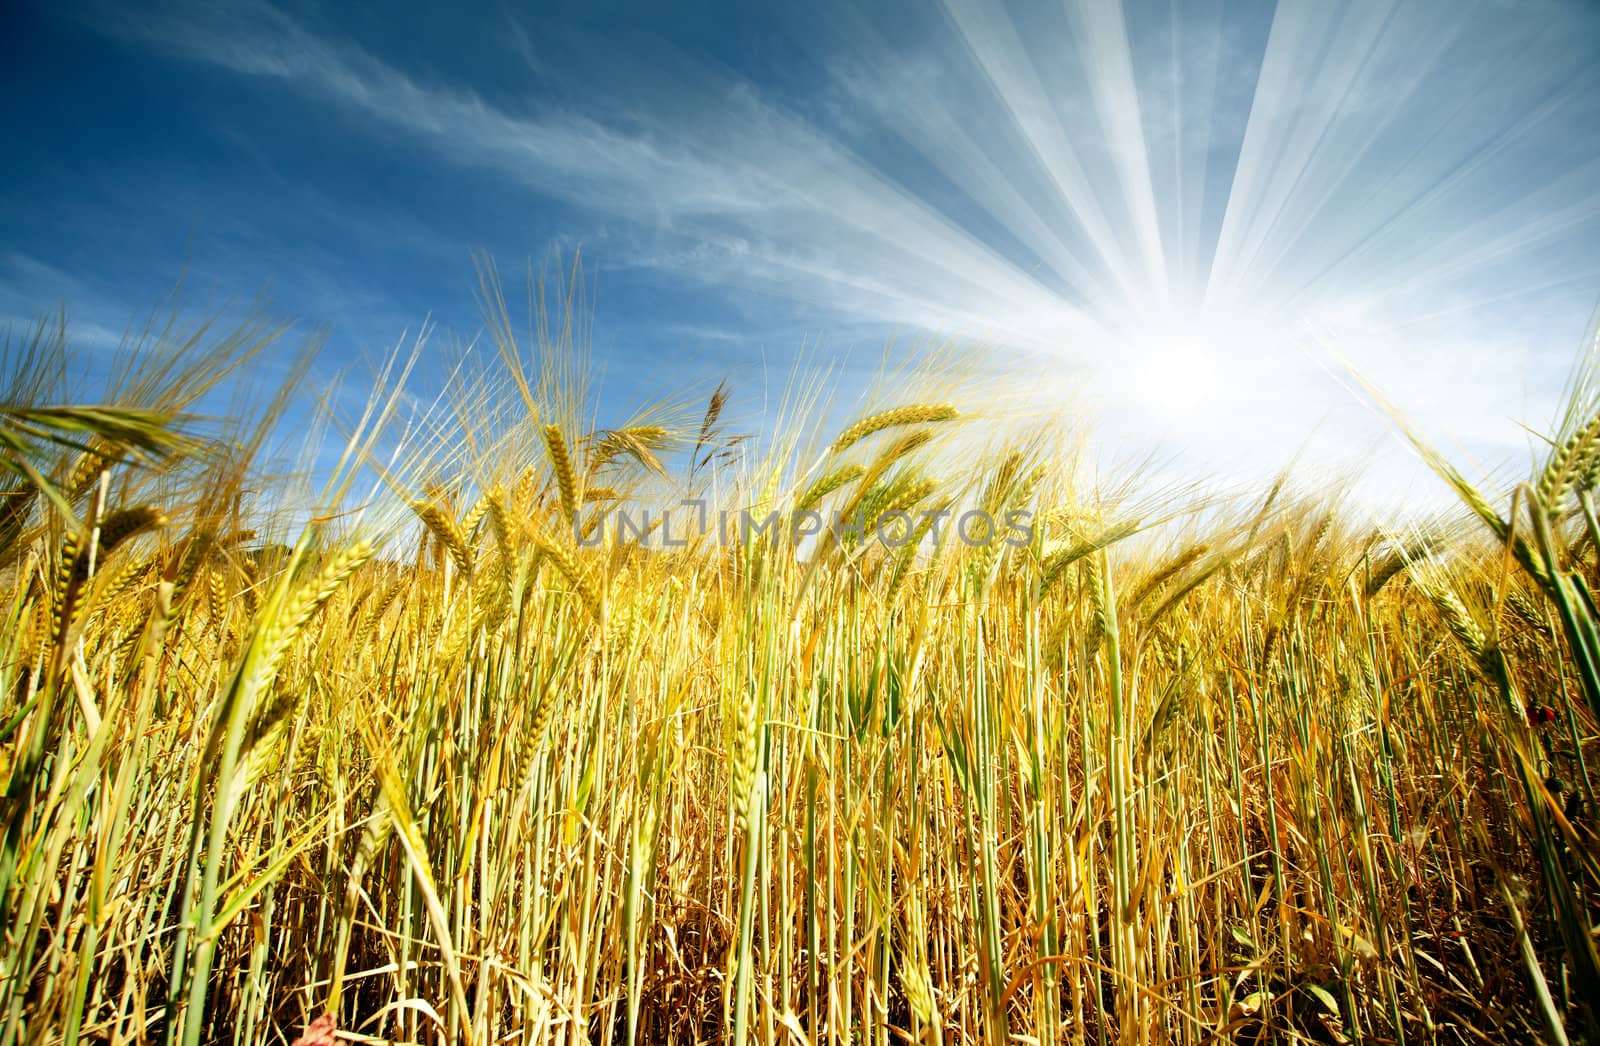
4, 0, 1600, 504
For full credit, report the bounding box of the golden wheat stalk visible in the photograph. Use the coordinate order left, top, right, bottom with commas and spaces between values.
1085, 549, 1110, 650
728, 679, 760, 836
205, 567, 227, 624
591, 425, 671, 476
1142, 554, 1230, 629
796, 463, 865, 513
218, 528, 257, 550
52, 529, 85, 642
256, 541, 375, 684
1041, 520, 1139, 590
350, 578, 404, 650
981, 451, 1025, 514
1506, 590, 1555, 638
467, 551, 513, 634
872, 477, 938, 530
831, 404, 957, 453
461, 494, 492, 539
167, 530, 214, 610
64, 449, 106, 500
95, 505, 166, 557
543, 423, 580, 524
1364, 536, 1434, 598
848, 478, 899, 541
884, 503, 947, 607
1013, 463, 1047, 508
99, 552, 153, 604
535, 533, 598, 619
1414, 575, 1502, 683
966, 534, 1004, 597
899, 891, 942, 1033
237, 685, 301, 788
485, 486, 514, 542
50, 506, 163, 642
604, 600, 639, 652
1433, 588, 1489, 659
1538, 409, 1600, 510
329, 792, 395, 1010
1130, 543, 1209, 607
840, 430, 936, 526
412, 500, 472, 575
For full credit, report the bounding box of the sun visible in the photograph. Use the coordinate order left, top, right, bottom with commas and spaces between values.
1123, 333, 1225, 422
1111, 311, 1240, 430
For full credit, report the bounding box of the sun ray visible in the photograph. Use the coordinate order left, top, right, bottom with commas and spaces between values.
940, 0, 1150, 311
1066, 0, 1171, 303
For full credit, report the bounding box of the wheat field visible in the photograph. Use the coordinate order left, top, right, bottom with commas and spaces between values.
2, 288, 1598, 1046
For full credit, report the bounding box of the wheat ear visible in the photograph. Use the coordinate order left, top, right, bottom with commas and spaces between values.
1130, 543, 1209, 607
535, 534, 598, 619
1041, 520, 1139, 591
884, 502, 947, 608
1538, 409, 1600, 511
543, 424, 580, 524
796, 464, 865, 513
412, 500, 471, 575
831, 404, 957, 453
256, 542, 375, 685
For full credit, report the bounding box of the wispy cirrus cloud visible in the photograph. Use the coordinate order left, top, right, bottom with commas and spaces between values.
101, 3, 769, 217
0, 250, 134, 351
91, 0, 1100, 347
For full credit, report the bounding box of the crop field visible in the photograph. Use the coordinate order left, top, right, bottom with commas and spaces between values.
1, 295, 1598, 1046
